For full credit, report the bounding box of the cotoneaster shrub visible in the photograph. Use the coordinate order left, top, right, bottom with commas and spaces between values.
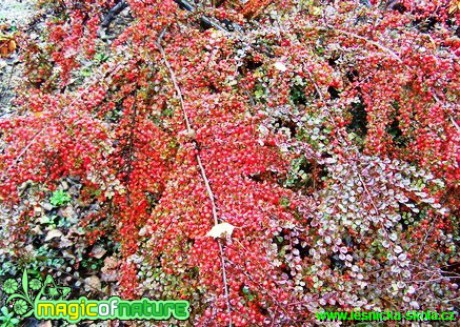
0, 0, 459, 326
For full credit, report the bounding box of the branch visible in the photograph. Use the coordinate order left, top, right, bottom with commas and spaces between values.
450, 116, 460, 132
156, 32, 233, 327
101, 0, 129, 28
174, 0, 235, 32
432, 93, 460, 133
325, 25, 403, 63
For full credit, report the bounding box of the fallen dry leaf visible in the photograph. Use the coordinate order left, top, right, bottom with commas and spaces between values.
91, 245, 107, 259
45, 229, 63, 242
101, 256, 119, 282
38, 321, 52, 327
84, 275, 102, 292
0, 34, 16, 58
206, 222, 236, 239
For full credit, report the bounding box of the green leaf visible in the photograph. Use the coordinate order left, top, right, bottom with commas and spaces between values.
50, 190, 71, 206
80, 67, 92, 77
255, 89, 264, 99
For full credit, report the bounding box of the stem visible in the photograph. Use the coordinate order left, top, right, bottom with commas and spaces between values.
101, 0, 129, 28
174, 0, 230, 32
196, 155, 219, 226
156, 32, 233, 327
320, 25, 403, 63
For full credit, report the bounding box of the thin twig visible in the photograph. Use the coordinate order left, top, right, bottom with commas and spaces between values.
156, 32, 233, 327
174, 0, 230, 32
156, 37, 192, 131
196, 155, 220, 225
417, 214, 438, 256
450, 116, 460, 132
101, 0, 129, 28
321, 25, 403, 63
356, 168, 381, 216
432, 94, 460, 133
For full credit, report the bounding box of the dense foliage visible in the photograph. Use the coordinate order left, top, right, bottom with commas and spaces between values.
1, 0, 459, 325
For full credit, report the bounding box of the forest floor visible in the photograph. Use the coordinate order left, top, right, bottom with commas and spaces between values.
0, 0, 36, 26
0, 0, 37, 117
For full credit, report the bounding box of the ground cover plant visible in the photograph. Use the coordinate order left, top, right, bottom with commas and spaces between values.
0, 0, 459, 325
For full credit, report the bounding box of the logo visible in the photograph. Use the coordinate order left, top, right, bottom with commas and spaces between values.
1, 270, 189, 324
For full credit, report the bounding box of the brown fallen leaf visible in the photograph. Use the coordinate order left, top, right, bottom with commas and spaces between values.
38, 321, 52, 327
101, 256, 119, 282
103, 256, 119, 270
101, 270, 118, 282
45, 229, 63, 242
0, 34, 17, 58
90, 245, 107, 259
8, 39, 16, 52
84, 275, 102, 292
